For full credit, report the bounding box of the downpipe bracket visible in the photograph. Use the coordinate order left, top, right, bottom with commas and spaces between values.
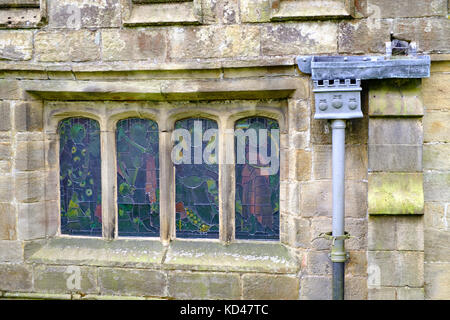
312, 231, 354, 263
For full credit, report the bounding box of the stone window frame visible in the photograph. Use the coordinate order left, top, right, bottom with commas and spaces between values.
45, 101, 288, 245
122, 0, 203, 26
0, 0, 47, 28
269, 0, 356, 21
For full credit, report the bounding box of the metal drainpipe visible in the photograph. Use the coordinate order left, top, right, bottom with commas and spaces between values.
297, 44, 431, 300
331, 119, 347, 300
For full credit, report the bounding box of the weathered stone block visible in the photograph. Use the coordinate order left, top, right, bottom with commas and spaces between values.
102, 29, 167, 62
240, 0, 271, 23
368, 287, 396, 300
366, 0, 447, 18
295, 149, 311, 181
311, 115, 369, 145
168, 272, 240, 300
392, 18, 450, 53
291, 131, 309, 150
313, 144, 368, 180
368, 79, 423, 116
424, 172, 450, 202
396, 287, 424, 300
0, 30, 33, 61
0, 203, 16, 240
261, 22, 337, 56
368, 251, 424, 287
35, 30, 101, 62
338, 19, 391, 54
299, 275, 331, 300
368, 216, 396, 250
15, 171, 45, 203
0, 80, 21, 100
15, 140, 45, 171
242, 274, 299, 300
345, 251, 368, 277
345, 218, 368, 251
425, 263, 450, 300
45, 138, 58, 169
14, 101, 43, 132
0, 263, 32, 292
306, 251, 331, 276
99, 268, 166, 297
168, 25, 260, 60
288, 99, 309, 132
48, 0, 121, 28
28, 238, 166, 268
301, 181, 367, 218
164, 240, 298, 274
369, 144, 422, 172
0, 240, 22, 263
44, 170, 58, 201
424, 202, 449, 231
0, 174, 12, 202
425, 228, 450, 263
285, 216, 310, 248
0, 101, 10, 131
424, 144, 450, 171
272, 0, 353, 21
0, 143, 11, 160
422, 72, 450, 110
34, 265, 98, 294
17, 202, 47, 240
396, 216, 424, 251
124, 1, 201, 26
368, 173, 424, 215
310, 217, 332, 250
345, 276, 368, 300
424, 110, 450, 143
369, 118, 423, 145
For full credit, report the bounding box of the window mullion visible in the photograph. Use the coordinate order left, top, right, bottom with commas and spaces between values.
101, 129, 117, 240
160, 130, 175, 244
218, 123, 235, 243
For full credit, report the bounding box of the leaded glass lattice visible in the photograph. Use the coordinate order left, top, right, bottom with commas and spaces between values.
174, 118, 219, 239
116, 118, 160, 237
235, 117, 280, 240
59, 117, 102, 236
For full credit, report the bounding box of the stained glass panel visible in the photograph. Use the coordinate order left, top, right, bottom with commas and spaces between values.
59, 117, 102, 236
235, 117, 280, 240
174, 118, 219, 239
116, 118, 160, 237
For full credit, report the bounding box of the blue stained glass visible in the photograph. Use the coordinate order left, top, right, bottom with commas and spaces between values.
235, 117, 280, 240
59, 117, 102, 236
116, 118, 160, 237
174, 118, 219, 239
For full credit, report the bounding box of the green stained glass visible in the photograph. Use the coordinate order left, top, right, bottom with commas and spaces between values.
59, 117, 102, 236
174, 118, 219, 239
235, 117, 280, 240
116, 118, 160, 237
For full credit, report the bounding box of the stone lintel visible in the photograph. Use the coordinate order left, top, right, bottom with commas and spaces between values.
24, 78, 299, 101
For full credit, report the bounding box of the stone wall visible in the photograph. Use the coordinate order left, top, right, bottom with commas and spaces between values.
0, 0, 449, 300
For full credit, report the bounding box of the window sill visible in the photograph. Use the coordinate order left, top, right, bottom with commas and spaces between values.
25, 237, 299, 274
0, 1, 46, 29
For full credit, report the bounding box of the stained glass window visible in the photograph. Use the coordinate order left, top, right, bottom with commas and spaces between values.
59, 118, 102, 236
235, 117, 280, 240
116, 118, 160, 237
174, 118, 219, 239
